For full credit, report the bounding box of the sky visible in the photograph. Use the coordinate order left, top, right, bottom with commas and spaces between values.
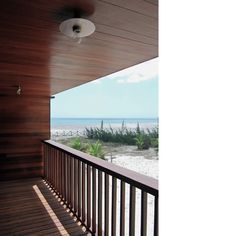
51, 57, 158, 118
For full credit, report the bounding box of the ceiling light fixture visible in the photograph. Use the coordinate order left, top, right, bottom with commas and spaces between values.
59, 18, 95, 43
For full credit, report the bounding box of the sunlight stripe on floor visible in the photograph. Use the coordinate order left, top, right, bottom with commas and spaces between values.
33, 185, 69, 236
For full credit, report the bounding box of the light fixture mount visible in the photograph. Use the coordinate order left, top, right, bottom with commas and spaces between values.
16, 85, 21, 95
72, 25, 81, 33
59, 18, 95, 43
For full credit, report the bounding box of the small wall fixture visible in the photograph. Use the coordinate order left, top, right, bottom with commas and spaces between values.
16, 85, 21, 95
59, 18, 95, 43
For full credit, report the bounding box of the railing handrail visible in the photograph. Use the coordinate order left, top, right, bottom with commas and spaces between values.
43, 140, 158, 196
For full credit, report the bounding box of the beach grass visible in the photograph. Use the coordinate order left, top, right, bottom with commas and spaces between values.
56, 122, 158, 158
84, 124, 158, 150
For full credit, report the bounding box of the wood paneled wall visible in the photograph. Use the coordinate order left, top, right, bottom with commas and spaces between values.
0, 0, 51, 180
0, 95, 50, 180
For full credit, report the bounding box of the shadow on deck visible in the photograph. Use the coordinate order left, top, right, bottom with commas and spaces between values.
0, 178, 89, 236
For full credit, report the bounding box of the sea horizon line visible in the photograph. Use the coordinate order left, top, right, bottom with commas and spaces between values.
51, 117, 159, 120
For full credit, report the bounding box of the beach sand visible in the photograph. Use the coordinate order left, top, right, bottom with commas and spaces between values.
51, 122, 158, 140
110, 155, 158, 179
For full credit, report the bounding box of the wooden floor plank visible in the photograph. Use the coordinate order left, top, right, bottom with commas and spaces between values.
0, 178, 88, 236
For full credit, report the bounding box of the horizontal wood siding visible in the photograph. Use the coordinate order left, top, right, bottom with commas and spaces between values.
0, 96, 50, 180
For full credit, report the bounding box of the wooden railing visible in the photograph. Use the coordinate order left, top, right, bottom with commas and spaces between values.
42, 140, 158, 236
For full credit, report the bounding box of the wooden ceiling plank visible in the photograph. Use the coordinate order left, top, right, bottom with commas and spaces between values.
89, 0, 157, 39
97, 0, 158, 19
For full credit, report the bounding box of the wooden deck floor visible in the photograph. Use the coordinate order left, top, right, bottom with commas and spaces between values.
0, 178, 89, 236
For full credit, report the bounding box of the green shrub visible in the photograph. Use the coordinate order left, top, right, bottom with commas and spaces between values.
147, 127, 159, 139
71, 138, 88, 152
135, 134, 150, 150
135, 134, 144, 150
142, 135, 151, 149
88, 141, 105, 159
151, 138, 158, 148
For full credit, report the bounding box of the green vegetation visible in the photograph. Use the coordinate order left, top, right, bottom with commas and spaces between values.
88, 141, 105, 159
70, 138, 105, 159
135, 134, 150, 150
71, 138, 88, 152
62, 122, 158, 158
84, 127, 137, 145
84, 123, 158, 151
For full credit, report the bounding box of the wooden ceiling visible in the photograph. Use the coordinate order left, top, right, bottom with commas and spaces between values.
0, 0, 158, 96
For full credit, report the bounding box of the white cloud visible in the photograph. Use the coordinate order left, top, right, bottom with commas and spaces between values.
126, 73, 155, 83
117, 79, 125, 83
105, 57, 158, 84
91, 79, 102, 84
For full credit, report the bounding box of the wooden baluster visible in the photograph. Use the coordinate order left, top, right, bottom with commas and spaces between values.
105, 173, 110, 236
70, 157, 74, 210
57, 150, 59, 194
63, 152, 66, 201
43, 144, 46, 179
141, 191, 147, 236
78, 160, 82, 220
48, 146, 50, 182
47, 145, 49, 180
54, 149, 56, 190
44, 144, 46, 179
69, 156, 73, 206
47, 145, 49, 179
49, 146, 51, 183
49, 147, 52, 184
66, 154, 69, 204
92, 167, 97, 234
57, 150, 58, 191
55, 149, 58, 191
49, 147, 51, 183
120, 181, 126, 236
60, 151, 62, 197
87, 165, 91, 230
74, 158, 78, 215
52, 148, 55, 186
112, 177, 117, 236
58, 151, 62, 197
50, 148, 52, 183
57, 150, 59, 191
67, 155, 71, 207
98, 170, 103, 236
53, 148, 55, 185
129, 185, 136, 236
42, 144, 45, 177
154, 194, 158, 236
82, 162, 86, 224
51, 147, 53, 183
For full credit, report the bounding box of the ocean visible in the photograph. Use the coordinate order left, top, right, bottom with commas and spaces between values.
51, 118, 158, 138
51, 117, 158, 128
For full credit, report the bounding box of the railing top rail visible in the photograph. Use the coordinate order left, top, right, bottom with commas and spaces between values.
43, 140, 158, 196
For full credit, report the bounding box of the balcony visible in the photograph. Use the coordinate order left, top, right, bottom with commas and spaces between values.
0, 140, 158, 236
0, 1, 158, 235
